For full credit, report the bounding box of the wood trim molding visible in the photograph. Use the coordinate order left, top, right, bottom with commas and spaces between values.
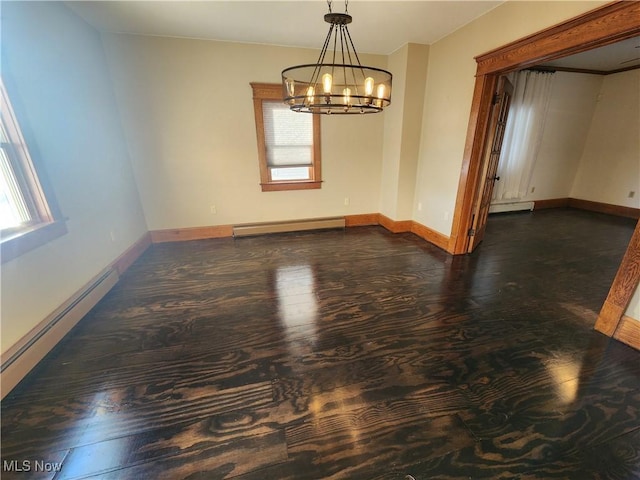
112, 232, 151, 275
568, 198, 640, 219
411, 221, 450, 251
450, 74, 498, 254
532, 198, 639, 218
344, 213, 380, 227
595, 219, 640, 336
534, 198, 570, 210
148, 215, 451, 253
475, 2, 640, 75
151, 225, 234, 243
260, 181, 322, 192
378, 214, 412, 233
613, 315, 640, 351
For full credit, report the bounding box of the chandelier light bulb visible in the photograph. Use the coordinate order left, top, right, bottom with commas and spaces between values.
364, 77, 375, 96
343, 87, 351, 105
322, 73, 333, 94
306, 85, 315, 104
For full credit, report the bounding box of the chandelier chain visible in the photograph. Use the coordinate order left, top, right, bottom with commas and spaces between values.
326, 0, 348, 14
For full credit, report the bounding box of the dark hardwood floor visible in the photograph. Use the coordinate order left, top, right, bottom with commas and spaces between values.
2, 208, 639, 479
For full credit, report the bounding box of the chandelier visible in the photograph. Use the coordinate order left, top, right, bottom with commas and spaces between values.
281, 0, 392, 114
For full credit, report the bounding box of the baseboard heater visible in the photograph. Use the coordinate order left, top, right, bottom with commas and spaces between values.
1, 267, 119, 398
233, 217, 345, 237
489, 201, 534, 214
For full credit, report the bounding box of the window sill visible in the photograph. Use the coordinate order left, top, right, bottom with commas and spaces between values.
1, 220, 67, 264
261, 181, 322, 192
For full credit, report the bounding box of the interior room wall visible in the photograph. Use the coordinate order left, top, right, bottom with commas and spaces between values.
412, 1, 608, 237
505, 72, 603, 203
571, 69, 640, 208
101, 34, 386, 230
1, 2, 148, 354
379, 43, 429, 222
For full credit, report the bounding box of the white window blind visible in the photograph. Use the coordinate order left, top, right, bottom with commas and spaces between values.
263, 101, 313, 167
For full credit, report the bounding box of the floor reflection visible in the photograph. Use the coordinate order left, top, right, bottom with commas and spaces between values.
546, 356, 581, 404
275, 265, 319, 354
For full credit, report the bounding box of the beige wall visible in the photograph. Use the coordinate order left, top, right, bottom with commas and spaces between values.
380, 43, 429, 221
1, 3, 148, 354
413, 1, 608, 236
571, 70, 640, 208
526, 72, 603, 201
491, 70, 639, 208
102, 34, 386, 230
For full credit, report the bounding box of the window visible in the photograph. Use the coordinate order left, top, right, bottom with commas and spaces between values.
1, 78, 65, 263
251, 83, 321, 192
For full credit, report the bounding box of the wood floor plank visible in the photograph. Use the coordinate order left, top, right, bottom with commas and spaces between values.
2, 209, 638, 479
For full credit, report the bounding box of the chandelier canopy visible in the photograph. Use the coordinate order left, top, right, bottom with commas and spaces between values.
281, 1, 392, 114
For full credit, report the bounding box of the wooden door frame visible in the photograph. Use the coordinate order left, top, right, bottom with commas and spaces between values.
448, 1, 640, 339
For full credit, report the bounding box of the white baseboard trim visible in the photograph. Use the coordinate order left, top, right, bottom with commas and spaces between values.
1, 268, 119, 398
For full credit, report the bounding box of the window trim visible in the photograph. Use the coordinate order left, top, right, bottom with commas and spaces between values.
250, 82, 321, 192
1, 77, 66, 264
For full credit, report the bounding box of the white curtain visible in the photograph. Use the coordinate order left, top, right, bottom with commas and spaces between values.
492, 70, 554, 201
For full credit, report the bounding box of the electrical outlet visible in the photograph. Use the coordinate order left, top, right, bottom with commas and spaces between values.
344, 197, 350, 206
418, 202, 422, 212
109, 230, 116, 242
629, 191, 635, 199
210, 205, 217, 214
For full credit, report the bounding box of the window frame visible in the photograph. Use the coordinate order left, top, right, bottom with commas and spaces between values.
1, 77, 66, 263
250, 82, 321, 192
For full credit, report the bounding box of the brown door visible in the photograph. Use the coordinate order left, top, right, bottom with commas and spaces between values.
466, 76, 514, 253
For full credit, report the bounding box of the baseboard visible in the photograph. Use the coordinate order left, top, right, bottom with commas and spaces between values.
1, 268, 119, 398
151, 225, 234, 243
113, 232, 151, 275
568, 198, 640, 219
613, 315, 640, 351
410, 221, 450, 251
345, 213, 379, 227
346, 214, 451, 251
148, 214, 452, 252
233, 217, 345, 237
378, 214, 412, 233
533, 198, 639, 219
534, 198, 570, 210
1, 234, 151, 399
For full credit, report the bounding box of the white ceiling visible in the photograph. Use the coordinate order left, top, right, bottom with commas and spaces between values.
539, 35, 640, 72
67, 1, 503, 55
67, 1, 640, 71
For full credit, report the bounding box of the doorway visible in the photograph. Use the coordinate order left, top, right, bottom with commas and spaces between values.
450, 1, 640, 342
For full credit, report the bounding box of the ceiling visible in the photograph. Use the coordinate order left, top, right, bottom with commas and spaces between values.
539, 35, 640, 73
67, 1, 640, 71
67, 1, 503, 55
